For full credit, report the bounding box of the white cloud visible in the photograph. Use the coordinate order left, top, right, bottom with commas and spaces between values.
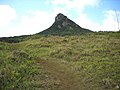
1, 10, 55, 37
75, 13, 101, 31
0, 7, 69, 37
48, 0, 103, 31
0, 5, 17, 29
51, 7, 67, 16
50, 0, 100, 12
51, 0, 100, 7
49, 0, 120, 31
1, 0, 120, 37
75, 10, 120, 31
101, 10, 120, 31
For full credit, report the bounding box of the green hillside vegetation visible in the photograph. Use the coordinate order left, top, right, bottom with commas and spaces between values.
0, 35, 31, 43
0, 32, 120, 90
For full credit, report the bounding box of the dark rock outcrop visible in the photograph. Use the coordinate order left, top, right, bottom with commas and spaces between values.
39, 13, 93, 36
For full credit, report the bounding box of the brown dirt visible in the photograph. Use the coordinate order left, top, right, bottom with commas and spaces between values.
37, 59, 86, 90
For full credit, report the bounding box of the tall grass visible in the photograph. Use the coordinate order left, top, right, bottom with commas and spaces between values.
0, 32, 120, 89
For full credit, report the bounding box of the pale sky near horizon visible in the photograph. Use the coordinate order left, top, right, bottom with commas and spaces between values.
0, 0, 120, 37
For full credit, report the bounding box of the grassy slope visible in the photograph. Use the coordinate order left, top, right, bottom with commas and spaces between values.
0, 32, 120, 90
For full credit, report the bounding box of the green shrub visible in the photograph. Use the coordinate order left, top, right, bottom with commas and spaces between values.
8, 50, 32, 64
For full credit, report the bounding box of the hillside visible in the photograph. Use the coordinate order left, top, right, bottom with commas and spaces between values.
1, 13, 119, 43
39, 13, 93, 36
0, 13, 93, 43
0, 32, 120, 90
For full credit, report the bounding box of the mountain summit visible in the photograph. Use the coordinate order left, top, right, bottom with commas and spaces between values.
39, 13, 93, 35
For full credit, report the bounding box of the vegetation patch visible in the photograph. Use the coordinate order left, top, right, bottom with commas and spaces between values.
0, 32, 120, 90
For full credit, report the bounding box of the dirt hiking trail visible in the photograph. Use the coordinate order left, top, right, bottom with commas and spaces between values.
37, 59, 87, 90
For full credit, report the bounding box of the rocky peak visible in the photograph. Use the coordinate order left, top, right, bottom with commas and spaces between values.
39, 13, 93, 35
55, 13, 67, 22
55, 13, 70, 27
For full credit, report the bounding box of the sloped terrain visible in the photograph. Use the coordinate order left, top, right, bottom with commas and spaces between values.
39, 13, 92, 36
0, 32, 120, 90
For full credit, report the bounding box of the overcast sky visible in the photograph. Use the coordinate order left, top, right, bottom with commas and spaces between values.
0, 0, 120, 37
